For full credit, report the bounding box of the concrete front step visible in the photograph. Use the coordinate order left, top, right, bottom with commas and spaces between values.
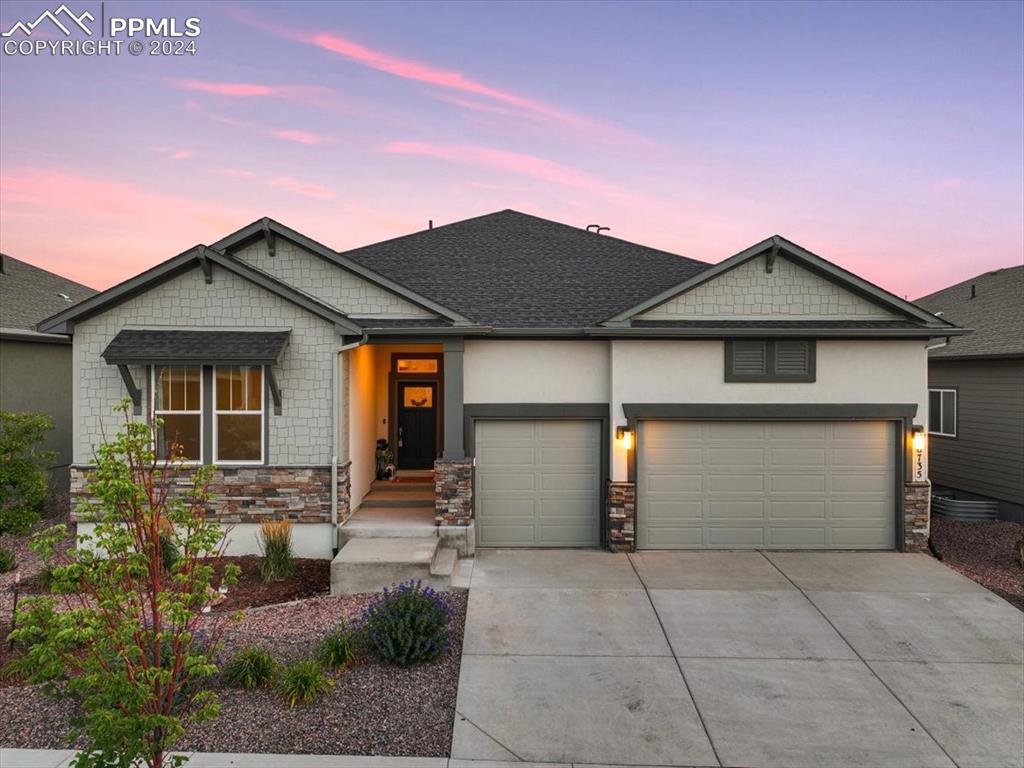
371, 480, 433, 492
338, 507, 437, 545
360, 490, 435, 508
330, 537, 470, 594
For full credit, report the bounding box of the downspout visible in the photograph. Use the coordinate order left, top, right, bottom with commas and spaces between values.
332, 333, 368, 556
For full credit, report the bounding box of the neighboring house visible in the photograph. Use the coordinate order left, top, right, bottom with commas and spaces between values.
0, 253, 98, 493
915, 266, 1024, 522
37, 211, 963, 558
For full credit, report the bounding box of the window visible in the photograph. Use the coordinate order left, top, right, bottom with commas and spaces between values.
215, 366, 264, 462
402, 386, 434, 408
929, 388, 957, 437
153, 366, 202, 461
395, 358, 439, 374
725, 340, 816, 382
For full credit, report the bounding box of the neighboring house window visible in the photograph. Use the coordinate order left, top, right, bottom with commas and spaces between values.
725, 340, 816, 382
929, 388, 957, 437
215, 365, 264, 463
153, 366, 202, 462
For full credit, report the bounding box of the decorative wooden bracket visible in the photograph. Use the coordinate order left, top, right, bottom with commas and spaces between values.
262, 217, 276, 258
766, 242, 779, 274
117, 365, 142, 414
197, 246, 213, 284
267, 368, 282, 415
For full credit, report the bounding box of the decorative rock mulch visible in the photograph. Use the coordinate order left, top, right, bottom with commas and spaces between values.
931, 515, 1024, 611
0, 591, 467, 757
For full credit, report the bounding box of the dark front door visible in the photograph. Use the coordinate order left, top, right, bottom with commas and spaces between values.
397, 382, 438, 469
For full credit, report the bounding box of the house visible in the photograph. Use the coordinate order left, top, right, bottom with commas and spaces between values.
915, 266, 1024, 522
37, 210, 963, 563
0, 253, 98, 494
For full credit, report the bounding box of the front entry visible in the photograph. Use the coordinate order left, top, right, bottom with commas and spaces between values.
397, 381, 438, 469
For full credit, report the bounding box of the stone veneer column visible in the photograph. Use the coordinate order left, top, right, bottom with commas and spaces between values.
607, 481, 636, 553
434, 458, 473, 525
903, 480, 931, 552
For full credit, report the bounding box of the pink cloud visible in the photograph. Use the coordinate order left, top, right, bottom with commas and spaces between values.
171, 150, 193, 160
266, 176, 335, 200
221, 168, 255, 179
384, 142, 617, 194
933, 177, 968, 191
273, 129, 331, 146
168, 79, 278, 97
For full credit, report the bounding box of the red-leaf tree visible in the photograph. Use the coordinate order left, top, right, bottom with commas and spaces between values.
8, 399, 240, 768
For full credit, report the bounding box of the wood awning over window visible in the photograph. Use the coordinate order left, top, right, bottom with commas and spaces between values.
102, 330, 290, 366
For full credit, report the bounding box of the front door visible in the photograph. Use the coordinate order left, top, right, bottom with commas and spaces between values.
397, 382, 438, 469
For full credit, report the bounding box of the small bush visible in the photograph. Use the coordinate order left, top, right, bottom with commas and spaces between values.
360, 580, 452, 667
0, 411, 56, 535
258, 519, 295, 582
223, 647, 276, 690
316, 627, 356, 669
0, 546, 15, 573
278, 660, 333, 707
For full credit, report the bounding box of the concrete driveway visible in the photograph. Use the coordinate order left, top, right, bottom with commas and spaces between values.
451, 550, 1024, 768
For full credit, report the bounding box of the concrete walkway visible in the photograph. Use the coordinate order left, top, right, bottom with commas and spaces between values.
452, 549, 1024, 768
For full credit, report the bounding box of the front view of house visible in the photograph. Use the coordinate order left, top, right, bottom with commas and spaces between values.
38, 211, 963, 560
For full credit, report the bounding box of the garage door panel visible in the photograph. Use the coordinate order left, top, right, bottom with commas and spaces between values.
771, 474, 826, 493
639, 420, 895, 550
770, 527, 827, 546
708, 473, 763, 492
769, 500, 827, 519
475, 419, 601, 547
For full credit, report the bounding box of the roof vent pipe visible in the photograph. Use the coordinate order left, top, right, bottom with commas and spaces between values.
586, 224, 610, 234
428, 220, 433, 230
970, 284, 976, 299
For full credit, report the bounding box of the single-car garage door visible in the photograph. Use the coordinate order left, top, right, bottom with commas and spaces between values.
638, 421, 896, 549
475, 420, 601, 547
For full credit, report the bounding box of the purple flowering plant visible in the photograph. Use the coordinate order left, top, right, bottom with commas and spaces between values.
358, 579, 452, 667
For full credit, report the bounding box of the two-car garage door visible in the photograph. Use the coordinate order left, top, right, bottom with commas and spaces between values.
638, 421, 896, 549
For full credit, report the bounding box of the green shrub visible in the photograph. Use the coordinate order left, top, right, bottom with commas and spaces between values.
0, 411, 56, 535
0, 546, 15, 573
258, 519, 295, 582
160, 532, 180, 570
360, 580, 452, 667
316, 627, 356, 669
223, 647, 276, 690
278, 660, 333, 707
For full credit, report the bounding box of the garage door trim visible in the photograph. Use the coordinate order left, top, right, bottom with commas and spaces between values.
465, 403, 610, 546
622, 403, 918, 551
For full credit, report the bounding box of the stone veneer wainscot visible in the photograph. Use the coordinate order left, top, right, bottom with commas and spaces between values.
70, 463, 352, 525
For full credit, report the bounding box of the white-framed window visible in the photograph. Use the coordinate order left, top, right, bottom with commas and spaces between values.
152, 365, 203, 462
929, 388, 957, 437
214, 365, 264, 464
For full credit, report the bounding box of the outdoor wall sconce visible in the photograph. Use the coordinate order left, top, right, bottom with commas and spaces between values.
910, 425, 926, 482
616, 426, 634, 450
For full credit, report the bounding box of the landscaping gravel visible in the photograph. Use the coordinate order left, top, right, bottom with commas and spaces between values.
0, 590, 468, 757
931, 515, 1024, 611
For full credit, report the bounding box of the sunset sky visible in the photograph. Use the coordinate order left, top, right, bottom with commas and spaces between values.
1, 0, 1021, 298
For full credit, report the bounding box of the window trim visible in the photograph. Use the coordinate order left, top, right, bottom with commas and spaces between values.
928, 387, 958, 438
151, 365, 204, 465
213, 364, 266, 465
724, 339, 817, 383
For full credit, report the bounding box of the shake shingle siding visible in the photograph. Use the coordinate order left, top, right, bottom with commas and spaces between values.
73, 265, 339, 466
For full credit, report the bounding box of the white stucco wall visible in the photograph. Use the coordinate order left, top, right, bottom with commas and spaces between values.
638, 254, 900, 320
347, 343, 378, 507
464, 340, 610, 403
234, 239, 434, 318
72, 264, 341, 466
609, 339, 930, 479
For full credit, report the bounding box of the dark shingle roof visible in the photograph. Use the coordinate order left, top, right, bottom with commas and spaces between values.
915, 265, 1024, 359
341, 210, 709, 328
0, 254, 97, 330
102, 330, 290, 365
630, 320, 933, 329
